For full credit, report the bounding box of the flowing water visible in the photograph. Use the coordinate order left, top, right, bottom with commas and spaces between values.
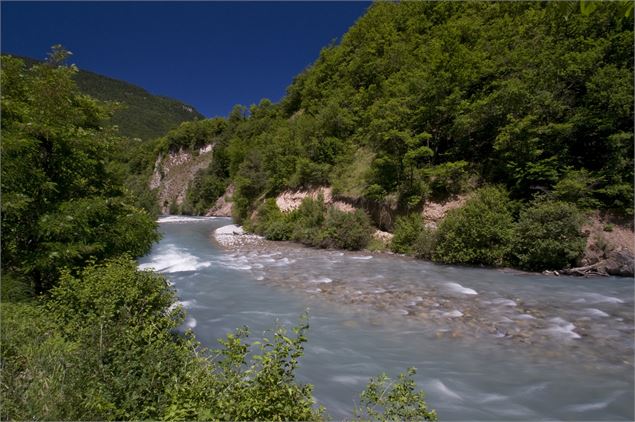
139, 217, 634, 420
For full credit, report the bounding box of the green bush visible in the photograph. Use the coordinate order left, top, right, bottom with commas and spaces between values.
512, 200, 586, 271
552, 169, 601, 209
424, 160, 473, 199
2, 259, 326, 421
355, 367, 437, 421
251, 198, 293, 241
391, 214, 425, 254
289, 195, 328, 244
318, 208, 372, 250
288, 157, 332, 189
251, 195, 372, 250
433, 186, 515, 266
413, 228, 436, 260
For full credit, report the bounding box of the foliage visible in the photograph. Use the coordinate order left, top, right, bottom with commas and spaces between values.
7, 54, 203, 141
355, 367, 437, 421
1, 53, 159, 292
289, 157, 331, 189
0, 259, 326, 421
156, 118, 227, 153
433, 187, 515, 266
318, 208, 373, 250
424, 161, 474, 199
251, 195, 372, 250
512, 200, 587, 271
251, 198, 294, 241
413, 228, 437, 261
182, 144, 231, 215
289, 195, 328, 245
390, 214, 425, 255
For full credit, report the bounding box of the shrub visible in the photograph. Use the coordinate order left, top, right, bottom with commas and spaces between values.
413, 228, 436, 260
552, 169, 601, 209
289, 195, 327, 244
318, 208, 372, 250
355, 367, 437, 421
391, 214, 425, 254
424, 160, 473, 199
252, 199, 293, 241
288, 157, 331, 189
433, 186, 515, 266
512, 200, 586, 271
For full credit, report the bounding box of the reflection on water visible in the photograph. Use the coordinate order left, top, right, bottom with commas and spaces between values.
139, 217, 635, 420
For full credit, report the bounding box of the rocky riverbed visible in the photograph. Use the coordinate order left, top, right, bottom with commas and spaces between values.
213, 225, 634, 368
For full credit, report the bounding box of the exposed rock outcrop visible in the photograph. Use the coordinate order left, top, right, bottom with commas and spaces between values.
563, 212, 634, 277
275, 187, 355, 213
205, 184, 234, 217
149, 144, 215, 214
421, 195, 470, 229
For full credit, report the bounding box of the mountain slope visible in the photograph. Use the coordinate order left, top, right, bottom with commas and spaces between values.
73, 69, 204, 140
5, 54, 204, 140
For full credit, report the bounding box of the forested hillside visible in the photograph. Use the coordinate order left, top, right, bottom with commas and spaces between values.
8, 54, 204, 140
151, 1, 633, 274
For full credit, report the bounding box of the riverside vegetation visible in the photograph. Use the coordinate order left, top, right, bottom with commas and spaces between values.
151, 2, 632, 273
1, 50, 436, 420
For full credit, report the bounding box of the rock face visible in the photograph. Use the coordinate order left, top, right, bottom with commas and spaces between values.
149, 144, 215, 214
421, 195, 470, 229
563, 213, 634, 277
205, 184, 234, 217
275, 187, 354, 213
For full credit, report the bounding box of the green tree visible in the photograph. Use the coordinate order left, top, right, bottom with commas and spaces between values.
512, 200, 586, 271
1, 52, 159, 292
434, 187, 515, 266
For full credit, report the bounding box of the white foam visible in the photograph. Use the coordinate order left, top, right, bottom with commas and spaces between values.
446, 282, 478, 295
351, 255, 373, 260
542, 317, 580, 339
179, 300, 195, 308
443, 310, 464, 318
479, 393, 507, 403
331, 375, 369, 385
306, 288, 322, 294
584, 308, 610, 317
514, 314, 536, 320
138, 244, 211, 273
491, 298, 517, 307
310, 277, 333, 284
158, 215, 218, 223
566, 400, 611, 412
184, 317, 197, 329
428, 379, 462, 400
575, 293, 624, 304
271, 257, 295, 266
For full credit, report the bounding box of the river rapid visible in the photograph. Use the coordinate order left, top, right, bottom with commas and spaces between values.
139, 216, 634, 420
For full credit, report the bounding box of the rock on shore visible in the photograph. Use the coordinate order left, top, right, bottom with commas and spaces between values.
214, 224, 263, 248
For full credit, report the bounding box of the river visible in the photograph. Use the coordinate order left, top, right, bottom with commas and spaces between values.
138, 216, 634, 420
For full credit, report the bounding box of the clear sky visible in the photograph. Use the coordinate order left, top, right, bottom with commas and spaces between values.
1, 1, 370, 117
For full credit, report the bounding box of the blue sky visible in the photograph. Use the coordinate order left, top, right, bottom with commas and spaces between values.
1, 1, 370, 117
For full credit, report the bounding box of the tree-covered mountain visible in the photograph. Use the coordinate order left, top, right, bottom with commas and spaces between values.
5, 54, 204, 140
152, 1, 633, 273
